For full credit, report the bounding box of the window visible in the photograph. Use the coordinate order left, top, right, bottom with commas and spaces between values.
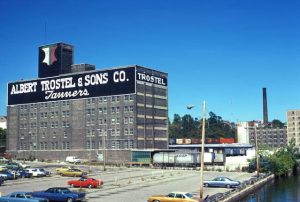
124, 95, 129, 101
111, 141, 120, 149
63, 131, 67, 139
130, 106, 134, 112
111, 129, 116, 136
130, 128, 134, 135
62, 142, 70, 150
99, 119, 107, 125
129, 117, 134, 123
124, 117, 128, 124
124, 106, 129, 112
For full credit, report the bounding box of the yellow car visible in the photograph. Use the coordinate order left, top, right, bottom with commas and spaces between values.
59, 168, 87, 177
148, 192, 198, 202
55, 166, 75, 174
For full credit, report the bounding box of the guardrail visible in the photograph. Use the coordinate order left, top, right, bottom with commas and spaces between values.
206, 173, 274, 202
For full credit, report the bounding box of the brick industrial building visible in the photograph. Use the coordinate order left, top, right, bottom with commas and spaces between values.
7, 43, 168, 162
287, 110, 300, 149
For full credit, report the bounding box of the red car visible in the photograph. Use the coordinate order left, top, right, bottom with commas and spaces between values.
67, 177, 103, 188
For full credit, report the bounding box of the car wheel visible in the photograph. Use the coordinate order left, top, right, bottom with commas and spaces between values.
204, 183, 209, 187
226, 184, 231, 188
70, 184, 74, 188
67, 198, 73, 202
88, 184, 93, 189
153, 200, 160, 202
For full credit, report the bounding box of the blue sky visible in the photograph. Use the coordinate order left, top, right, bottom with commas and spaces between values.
0, 0, 299, 122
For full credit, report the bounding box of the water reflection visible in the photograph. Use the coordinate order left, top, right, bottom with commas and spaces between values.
241, 171, 300, 202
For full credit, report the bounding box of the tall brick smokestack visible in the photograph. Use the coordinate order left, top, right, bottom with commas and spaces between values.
263, 88, 268, 124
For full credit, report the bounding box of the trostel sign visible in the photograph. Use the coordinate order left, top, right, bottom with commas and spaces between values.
8, 67, 136, 105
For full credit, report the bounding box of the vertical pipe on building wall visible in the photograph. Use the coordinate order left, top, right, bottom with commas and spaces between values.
144, 83, 146, 149
152, 83, 155, 149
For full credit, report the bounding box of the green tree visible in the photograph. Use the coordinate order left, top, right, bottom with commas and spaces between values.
0, 128, 6, 146
271, 149, 295, 176
271, 119, 284, 128
169, 114, 182, 139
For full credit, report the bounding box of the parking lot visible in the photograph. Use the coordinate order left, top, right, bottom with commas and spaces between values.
0, 161, 255, 201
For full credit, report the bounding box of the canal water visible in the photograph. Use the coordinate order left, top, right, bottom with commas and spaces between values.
241, 172, 300, 202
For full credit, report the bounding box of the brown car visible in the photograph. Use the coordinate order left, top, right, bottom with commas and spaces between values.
60, 168, 87, 177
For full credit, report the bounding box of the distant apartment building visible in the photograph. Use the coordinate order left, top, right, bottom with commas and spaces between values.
287, 110, 300, 148
0, 116, 7, 129
237, 121, 287, 148
249, 126, 287, 148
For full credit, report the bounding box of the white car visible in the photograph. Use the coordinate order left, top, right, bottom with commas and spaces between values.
65, 156, 81, 164
25, 168, 47, 177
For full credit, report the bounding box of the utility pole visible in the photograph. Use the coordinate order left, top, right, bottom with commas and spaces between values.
200, 100, 206, 199
254, 126, 259, 178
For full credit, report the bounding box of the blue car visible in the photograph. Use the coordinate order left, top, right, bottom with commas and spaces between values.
17, 169, 33, 178
0, 171, 16, 180
0, 192, 48, 202
31, 187, 85, 202
0, 176, 4, 186
203, 177, 240, 188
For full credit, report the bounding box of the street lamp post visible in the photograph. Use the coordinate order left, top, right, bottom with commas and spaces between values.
89, 132, 92, 172
103, 133, 106, 171
187, 100, 206, 200
97, 128, 106, 171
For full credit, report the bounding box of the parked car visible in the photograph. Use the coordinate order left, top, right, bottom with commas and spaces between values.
17, 162, 30, 169
60, 169, 86, 177
25, 168, 46, 177
31, 187, 85, 202
6, 162, 21, 170
17, 169, 33, 178
65, 156, 81, 164
36, 168, 51, 176
0, 176, 4, 186
0, 157, 9, 163
0, 171, 16, 180
55, 166, 75, 174
203, 177, 240, 188
67, 177, 103, 188
0, 165, 7, 172
0, 192, 49, 202
148, 192, 198, 202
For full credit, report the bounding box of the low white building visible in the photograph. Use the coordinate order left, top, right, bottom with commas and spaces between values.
0, 116, 6, 129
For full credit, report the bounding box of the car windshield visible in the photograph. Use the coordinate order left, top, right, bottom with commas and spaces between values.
185, 193, 193, 198
25, 194, 32, 198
